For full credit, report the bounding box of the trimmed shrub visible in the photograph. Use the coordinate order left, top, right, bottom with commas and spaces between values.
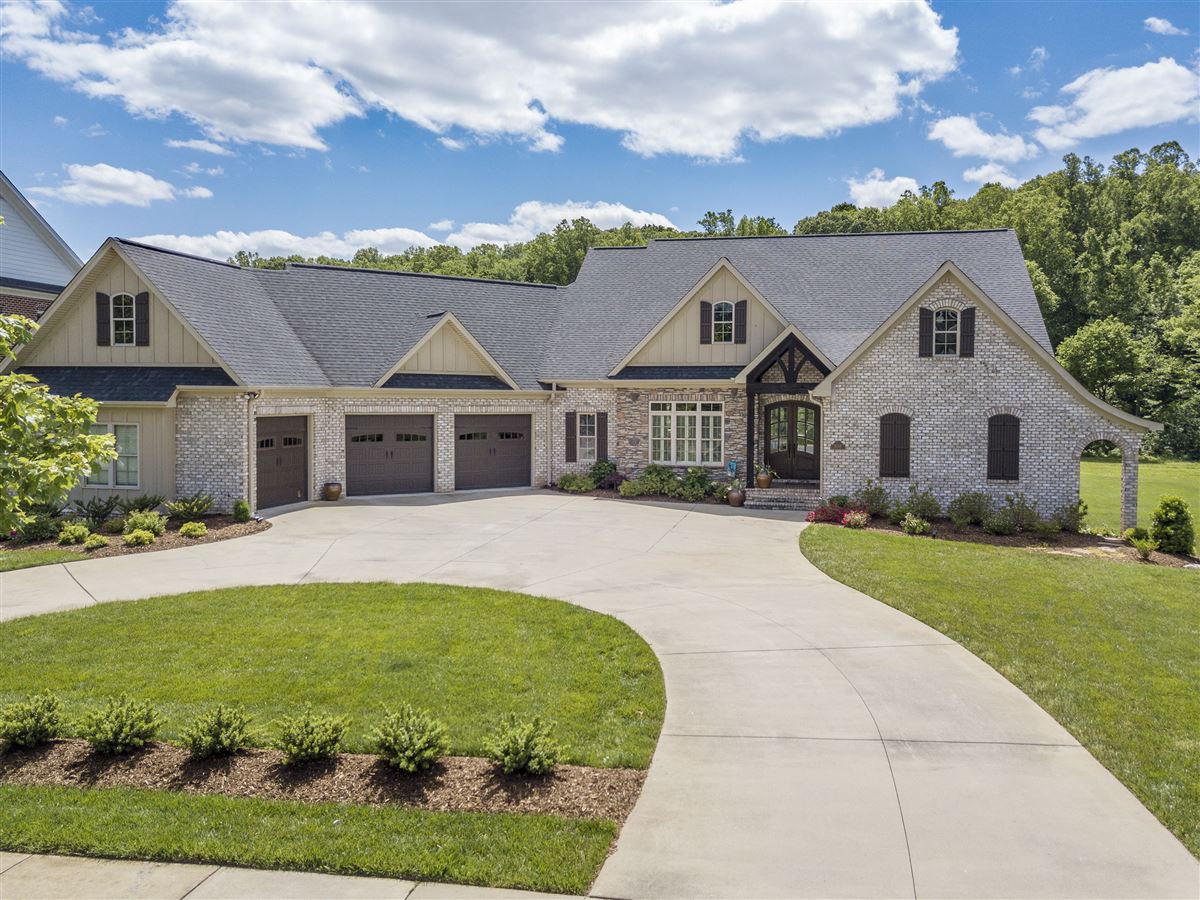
76, 496, 120, 530
57, 523, 90, 545
1150, 496, 1194, 555
1123, 526, 1149, 543
17, 515, 60, 543
828, 495, 851, 508
485, 715, 561, 775
117, 494, 165, 515
1002, 493, 1040, 532
232, 499, 252, 523
1130, 537, 1158, 561
557, 473, 597, 493
636, 464, 679, 496
854, 479, 890, 517
100, 517, 126, 534
886, 503, 909, 525
1053, 499, 1087, 533
370, 704, 449, 773
842, 510, 870, 529
900, 513, 931, 536
165, 492, 215, 520
904, 483, 941, 521
670, 467, 715, 502
83, 533, 109, 551
983, 508, 1017, 535
79, 695, 160, 754
123, 529, 156, 547
179, 520, 208, 539
948, 492, 991, 529
618, 479, 644, 498
0, 694, 62, 750
588, 459, 618, 482
274, 708, 348, 764
181, 704, 253, 758
124, 510, 166, 536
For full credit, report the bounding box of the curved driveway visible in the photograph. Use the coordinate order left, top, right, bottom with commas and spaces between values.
2, 492, 1196, 898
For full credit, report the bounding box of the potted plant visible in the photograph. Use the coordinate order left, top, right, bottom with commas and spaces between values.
755, 464, 775, 489
322, 482, 343, 501
726, 481, 745, 508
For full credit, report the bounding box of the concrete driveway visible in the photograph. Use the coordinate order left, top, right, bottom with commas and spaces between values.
1, 491, 1196, 898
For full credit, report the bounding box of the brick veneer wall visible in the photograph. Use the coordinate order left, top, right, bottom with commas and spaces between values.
548, 387, 618, 482
175, 393, 249, 512
821, 275, 1145, 527
613, 387, 747, 479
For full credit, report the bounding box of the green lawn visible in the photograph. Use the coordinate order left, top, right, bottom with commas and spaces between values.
799, 525, 1200, 857
0, 785, 614, 895
1081, 459, 1199, 546
0, 582, 665, 769
0, 547, 80, 572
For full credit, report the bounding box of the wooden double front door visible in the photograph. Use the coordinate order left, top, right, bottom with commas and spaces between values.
765, 401, 820, 481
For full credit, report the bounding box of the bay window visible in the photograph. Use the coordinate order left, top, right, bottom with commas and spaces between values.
649, 401, 723, 465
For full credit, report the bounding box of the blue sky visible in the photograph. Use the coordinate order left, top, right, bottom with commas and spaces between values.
2, 0, 1197, 261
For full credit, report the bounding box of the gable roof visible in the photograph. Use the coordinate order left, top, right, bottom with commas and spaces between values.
545, 229, 1049, 380
0, 169, 82, 293
373, 311, 521, 390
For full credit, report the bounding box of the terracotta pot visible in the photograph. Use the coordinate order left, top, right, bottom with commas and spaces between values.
756, 473, 773, 489
727, 489, 746, 508
322, 482, 343, 501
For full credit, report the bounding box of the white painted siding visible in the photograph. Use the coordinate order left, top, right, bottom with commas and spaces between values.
0, 195, 77, 287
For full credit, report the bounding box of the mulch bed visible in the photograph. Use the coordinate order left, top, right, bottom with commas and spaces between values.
0, 739, 644, 822
9, 515, 271, 561
859, 519, 1198, 568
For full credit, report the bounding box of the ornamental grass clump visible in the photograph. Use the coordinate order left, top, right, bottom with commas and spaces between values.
370, 704, 449, 773
485, 715, 561, 776
274, 708, 349, 765
79, 694, 160, 754
181, 704, 253, 759
0, 694, 62, 750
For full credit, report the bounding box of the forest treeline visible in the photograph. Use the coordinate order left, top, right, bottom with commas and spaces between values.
232, 142, 1199, 457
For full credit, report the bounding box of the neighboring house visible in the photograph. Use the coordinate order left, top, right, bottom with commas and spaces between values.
0, 170, 82, 319
4, 230, 1158, 528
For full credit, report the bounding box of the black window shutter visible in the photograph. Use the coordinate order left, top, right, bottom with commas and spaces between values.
95, 293, 110, 346
134, 292, 150, 346
879, 413, 910, 478
734, 300, 748, 344
565, 411, 577, 463
699, 301, 712, 344
987, 414, 1019, 480
918, 308, 933, 357
959, 307, 975, 357
596, 412, 608, 461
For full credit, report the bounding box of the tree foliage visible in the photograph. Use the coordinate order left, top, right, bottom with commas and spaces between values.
0, 315, 116, 534
231, 141, 1200, 457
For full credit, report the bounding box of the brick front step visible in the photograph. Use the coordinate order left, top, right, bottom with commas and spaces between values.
743, 484, 821, 511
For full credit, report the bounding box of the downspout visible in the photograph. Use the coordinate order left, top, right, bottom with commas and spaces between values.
546, 383, 556, 486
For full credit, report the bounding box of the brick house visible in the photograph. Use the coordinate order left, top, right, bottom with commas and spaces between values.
5, 230, 1157, 528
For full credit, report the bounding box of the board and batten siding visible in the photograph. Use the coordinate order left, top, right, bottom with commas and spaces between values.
398, 322, 492, 374
70, 406, 176, 503
0, 195, 77, 287
629, 268, 785, 366
20, 256, 218, 366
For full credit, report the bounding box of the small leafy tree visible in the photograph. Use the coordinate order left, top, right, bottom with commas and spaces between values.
1, 315, 116, 535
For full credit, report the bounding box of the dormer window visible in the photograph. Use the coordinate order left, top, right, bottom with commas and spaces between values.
112, 293, 136, 346
934, 309, 958, 356
712, 301, 734, 343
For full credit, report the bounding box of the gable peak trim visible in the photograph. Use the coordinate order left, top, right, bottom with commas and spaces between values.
372, 311, 521, 390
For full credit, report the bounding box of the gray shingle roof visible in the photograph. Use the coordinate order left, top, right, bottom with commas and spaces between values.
18, 366, 234, 401
544, 229, 1048, 380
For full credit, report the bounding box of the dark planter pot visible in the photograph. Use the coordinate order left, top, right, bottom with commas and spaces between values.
727, 489, 746, 508
756, 473, 773, 489
322, 482, 343, 501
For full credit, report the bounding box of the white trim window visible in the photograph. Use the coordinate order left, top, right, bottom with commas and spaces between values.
712, 301, 734, 343
649, 401, 723, 465
112, 293, 136, 346
934, 308, 959, 356
578, 413, 597, 462
86, 423, 139, 488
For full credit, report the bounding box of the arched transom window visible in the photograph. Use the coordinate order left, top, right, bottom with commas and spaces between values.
712, 301, 734, 343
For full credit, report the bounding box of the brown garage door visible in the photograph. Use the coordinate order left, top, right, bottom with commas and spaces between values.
454, 414, 531, 490
256, 416, 308, 509
346, 415, 434, 495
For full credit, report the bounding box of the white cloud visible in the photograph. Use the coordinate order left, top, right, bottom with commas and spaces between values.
52, 114, 68, 126
1030, 57, 1200, 150
847, 169, 919, 207
446, 200, 676, 247
81, 122, 108, 137
962, 162, 1019, 188
1144, 17, 1188, 36
928, 115, 1039, 162
1028, 47, 1048, 70
165, 138, 232, 156
3, 0, 959, 160
428, 219, 454, 232
183, 162, 223, 176
26, 163, 210, 206
130, 227, 440, 261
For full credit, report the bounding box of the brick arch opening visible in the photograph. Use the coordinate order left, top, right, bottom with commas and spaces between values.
1077, 433, 1140, 533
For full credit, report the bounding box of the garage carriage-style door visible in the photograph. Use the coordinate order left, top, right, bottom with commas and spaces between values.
454, 414, 531, 490
255, 416, 308, 510
345, 415, 434, 495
